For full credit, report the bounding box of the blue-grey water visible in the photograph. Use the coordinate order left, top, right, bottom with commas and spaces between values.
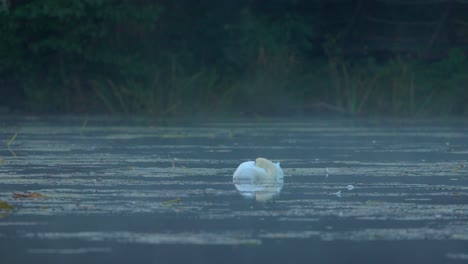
1, 117, 468, 263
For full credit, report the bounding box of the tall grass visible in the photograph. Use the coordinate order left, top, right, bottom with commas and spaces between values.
323, 54, 466, 116
90, 60, 220, 116
18, 50, 468, 117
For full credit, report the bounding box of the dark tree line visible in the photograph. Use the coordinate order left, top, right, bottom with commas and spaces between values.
0, 0, 467, 115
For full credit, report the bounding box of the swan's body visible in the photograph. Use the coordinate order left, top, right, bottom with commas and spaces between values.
233, 158, 284, 182
233, 158, 284, 201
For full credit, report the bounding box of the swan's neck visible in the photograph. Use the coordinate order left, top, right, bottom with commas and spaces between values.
255, 158, 277, 178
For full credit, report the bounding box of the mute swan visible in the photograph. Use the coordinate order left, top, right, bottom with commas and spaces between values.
233, 158, 284, 201
233, 158, 284, 182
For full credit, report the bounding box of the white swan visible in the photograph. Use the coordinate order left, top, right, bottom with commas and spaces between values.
233, 158, 284, 183
233, 158, 284, 201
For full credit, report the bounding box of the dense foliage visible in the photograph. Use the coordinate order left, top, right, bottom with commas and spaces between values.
0, 0, 467, 116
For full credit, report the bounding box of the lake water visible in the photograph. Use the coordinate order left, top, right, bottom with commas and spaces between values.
1, 116, 468, 263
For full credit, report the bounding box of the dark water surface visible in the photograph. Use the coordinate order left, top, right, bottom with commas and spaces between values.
1, 117, 468, 263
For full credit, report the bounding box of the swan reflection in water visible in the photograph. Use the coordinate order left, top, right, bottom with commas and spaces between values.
233, 158, 284, 202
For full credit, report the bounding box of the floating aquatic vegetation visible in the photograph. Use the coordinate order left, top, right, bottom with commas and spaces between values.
28, 247, 112, 254
13, 192, 46, 199
23, 231, 262, 246
0, 221, 44, 226
162, 198, 181, 206
452, 164, 465, 173
7, 131, 18, 147
7, 131, 18, 157
446, 253, 468, 260
0, 200, 13, 219
0, 201, 13, 210
81, 115, 89, 131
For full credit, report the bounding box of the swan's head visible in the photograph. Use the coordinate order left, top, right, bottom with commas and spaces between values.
255, 157, 284, 181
